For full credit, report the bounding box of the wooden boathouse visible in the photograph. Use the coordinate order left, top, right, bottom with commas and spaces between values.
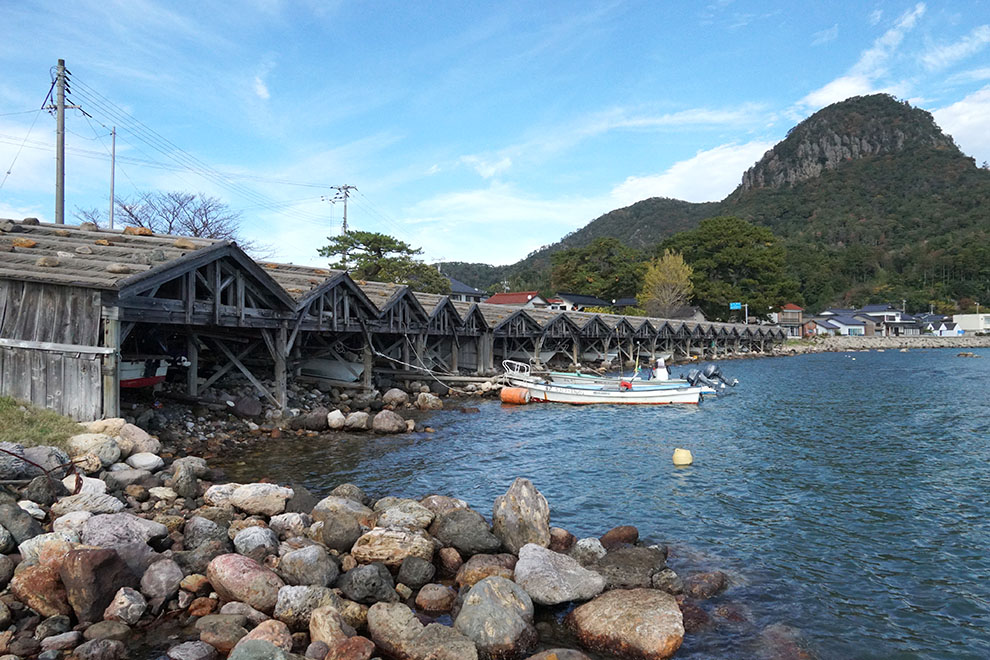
0, 219, 785, 420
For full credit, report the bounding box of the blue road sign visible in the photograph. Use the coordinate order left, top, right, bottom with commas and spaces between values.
729, 302, 742, 310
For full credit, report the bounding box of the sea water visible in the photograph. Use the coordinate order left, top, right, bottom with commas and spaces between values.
218, 347, 990, 659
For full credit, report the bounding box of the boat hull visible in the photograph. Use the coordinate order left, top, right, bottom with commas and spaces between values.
542, 371, 721, 396
505, 375, 702, 405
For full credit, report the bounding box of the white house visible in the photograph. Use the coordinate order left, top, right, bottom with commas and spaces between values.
929, 321, 964, 337
953, 313, 990, 334
828, 315, 867, 336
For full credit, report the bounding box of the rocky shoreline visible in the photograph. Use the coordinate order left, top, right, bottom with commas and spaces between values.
0, 413, 815, 660
772, 334, 990, 355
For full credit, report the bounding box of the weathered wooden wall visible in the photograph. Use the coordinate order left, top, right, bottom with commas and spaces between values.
0, 281, 106, 419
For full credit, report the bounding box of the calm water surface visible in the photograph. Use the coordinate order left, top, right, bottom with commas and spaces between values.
218, 348, 990, 659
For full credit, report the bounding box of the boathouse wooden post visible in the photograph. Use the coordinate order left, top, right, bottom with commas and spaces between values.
362, 337, 374, 390
274, 325, 287, 409
186, 332, 199, 396
101, 306, 120, 419
450, 335, 459, 373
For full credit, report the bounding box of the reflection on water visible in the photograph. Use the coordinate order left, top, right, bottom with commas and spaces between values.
216, 348, 990, 660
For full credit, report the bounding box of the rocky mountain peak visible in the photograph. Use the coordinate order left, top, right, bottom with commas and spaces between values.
738, 94, 960, 192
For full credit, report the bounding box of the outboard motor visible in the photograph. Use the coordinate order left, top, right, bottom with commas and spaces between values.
703, 364, 738, 387
686, 368, 720, 390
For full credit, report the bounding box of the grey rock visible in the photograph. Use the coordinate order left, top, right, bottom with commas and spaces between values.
0, 525, 14, 554
415, 392, 443, 410
81, 512, 168, 548
396, 556, 436, 589
0, 502, 44, 543
569, 537, 607, 566
70, 638, 127, 660
514, 543, 605, 605
232, 396, 263, 419
367, 601, 478, 660
343, 411, 370, 431
454, 576, 537, 659
382, 388, 409, 406
376, 499, 434, 529
172, 463, 200, 500
0, 555, 13, 590
277, 544, 338, 587
140, 559, 184, 609
233, 526, 280, 562
268, 512, 309, 540
184, 516, 230, 550
652, 567, 684, 594
430, 507, 501, 556
104, 468, 154, 491
103, 587, 147, 625
492, 477, 550, 554
337, 562, 398, 605
50, 492, 125, 516
35, 614, 72, 640
227, 639, 288, 660
22, 445, 72, 478
328, 483, 368, 505
40, 630, 83, 652
0, 441, 28, 479
20, 474, 69, 507
114, 541, 164, 576
167, 640, 218, 660
372, 410, 407, 434
283, 483, 318, 514
172, 539, 226, 575
319, 511, 363, 553
593, 545, 668, 589
272, 585, 341, 631
83, 620, 131, 641
171, 456, 209, 478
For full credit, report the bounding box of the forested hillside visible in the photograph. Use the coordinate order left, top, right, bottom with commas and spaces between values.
439, 94, 990, 312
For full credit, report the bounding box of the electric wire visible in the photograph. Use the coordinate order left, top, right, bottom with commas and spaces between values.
0, 108, 44, 191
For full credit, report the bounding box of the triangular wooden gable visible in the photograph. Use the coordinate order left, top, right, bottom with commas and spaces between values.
492, 308, 542, 337
451, 302, 489, 335
115, 243, 294, 327
357, 281, 430, 332
630, 318, 655, 338
414, 293, 463, 335
539, 312, 581, 339
577, 315, 612, 338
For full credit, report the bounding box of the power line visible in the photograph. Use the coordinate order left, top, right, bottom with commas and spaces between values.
0, 108, 44, 191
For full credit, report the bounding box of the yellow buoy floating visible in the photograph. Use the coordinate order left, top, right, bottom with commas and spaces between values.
672, 448, 694, 466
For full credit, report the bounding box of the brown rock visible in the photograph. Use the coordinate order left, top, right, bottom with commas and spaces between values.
326, 635, 376, 660
599, 525, 639, 550
684, 571, 729, 601
180, 573, 212, 595
350, 527, 434, 567
548, 527, 577, 553
173, 237, 197, 249
36, 256, 60, 267
309, 604, 352, 648
12, 238, 37, 248
568, 588, 683, 660
206, 554, 285, 614
677, 599, 710, 633
188, 597, 217, 617
123, 226, 153, 236
236, 619, 293, 652
525, 651, 593, 660
60, 548, 139, 623
11, 564, 71, 617
436, 547, 462, 578
455, 553, 516, 588
414, 583, 457, 612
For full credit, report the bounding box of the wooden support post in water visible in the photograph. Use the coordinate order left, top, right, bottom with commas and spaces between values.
362, 338, 374, 390
451, 336, 459, 373
572, 338, 580, 368
186, 333, 199, 396
275, 325, 287, 409
101, 307, 120, 419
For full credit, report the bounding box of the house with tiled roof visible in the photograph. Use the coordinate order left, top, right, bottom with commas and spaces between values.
483, 291, 547, 308
447, 277, 486, 303
553, 292, 609, 311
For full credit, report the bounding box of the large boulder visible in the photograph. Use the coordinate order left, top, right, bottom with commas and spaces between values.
103, 587, 147, 626
233, 526, 280, 563
344, 411, 371, 431
290, 407, 330, 432
66, 433, 120, 466
367, 601, 477, 660
51, 493, 126, 516
273, 585, 342, 631
513, 543, 605, 606
375, 499, 434, 530
415, 392, 443, 410
309, 604, 354, 648
320, 512, 364, 553
183, 516, 230, 551
312, 495, 376, 528
382, 388, 409, 407
0, 502, 44, 543
277, 544, 338, 587
22, 445, 72, 478
80, 512, 168, 548
234, 619, 293, 653
140, 558, 184, 610
592, 546, 667, 590
372, 410, 408, 434
492, 478, 550, 554
430, 508, 501, 556
453, 576, 537, 660
326, 409, 346, 430
455, 553, 517, 588
207, 554, 285, 614
60, 548, 139, 623
118, 423, 161, 454
229, 483, 294, 517
11, 564, 71, 616
350, 527, 434, 567
567, 588, 683, 660
337, 562, 398, 605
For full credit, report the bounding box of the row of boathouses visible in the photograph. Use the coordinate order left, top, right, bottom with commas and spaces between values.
0, 219, 785, 419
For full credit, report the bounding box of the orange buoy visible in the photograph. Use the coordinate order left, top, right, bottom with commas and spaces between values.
500, 387, 532, 404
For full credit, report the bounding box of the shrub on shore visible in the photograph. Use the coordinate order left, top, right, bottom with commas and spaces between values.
0, 395, 81, 448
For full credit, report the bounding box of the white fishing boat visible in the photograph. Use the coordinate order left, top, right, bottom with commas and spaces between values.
119, 358, 168, 388
501, 361, 703, 405
541, 357, 737, 395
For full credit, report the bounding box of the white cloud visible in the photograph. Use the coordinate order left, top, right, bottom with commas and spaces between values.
253, 76, 270, 100
868, 9, 883, 26
933, 85, 990, 164
799, 3, 925, 109
609, 141, 774, 205
460, 154, 512, 179
947, 67, 990, 84
921, 25, 990, 71
812, 24, 839, 46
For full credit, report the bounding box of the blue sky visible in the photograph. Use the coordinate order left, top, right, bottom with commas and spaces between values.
2, 1, 989, 267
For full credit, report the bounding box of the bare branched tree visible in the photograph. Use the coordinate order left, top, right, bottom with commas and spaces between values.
74, 192, 270, 257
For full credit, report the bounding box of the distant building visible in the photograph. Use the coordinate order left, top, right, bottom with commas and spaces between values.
776, 303, 804, 337
553, 292, 609, 311
929, 321, 964, 336
953, 313, 990, 333
827, 314, 867, 336
805, 318, 839, 336
448, 277, 486, 303
484, 291, 547, 308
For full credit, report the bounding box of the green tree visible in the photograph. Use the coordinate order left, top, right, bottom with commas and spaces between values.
638, 249, 693, 318
661, 216, 800, 320
318, 230, 450, 294
550, 237, 646, 301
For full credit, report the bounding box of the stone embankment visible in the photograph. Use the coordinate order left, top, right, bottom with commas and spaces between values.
0, 418, 810, 660
775, 335, 990, 356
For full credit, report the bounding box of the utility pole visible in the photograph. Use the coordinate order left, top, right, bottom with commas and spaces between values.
109, 126, 116, 229
55, 59, 66, 225
330, 185, 356, 233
